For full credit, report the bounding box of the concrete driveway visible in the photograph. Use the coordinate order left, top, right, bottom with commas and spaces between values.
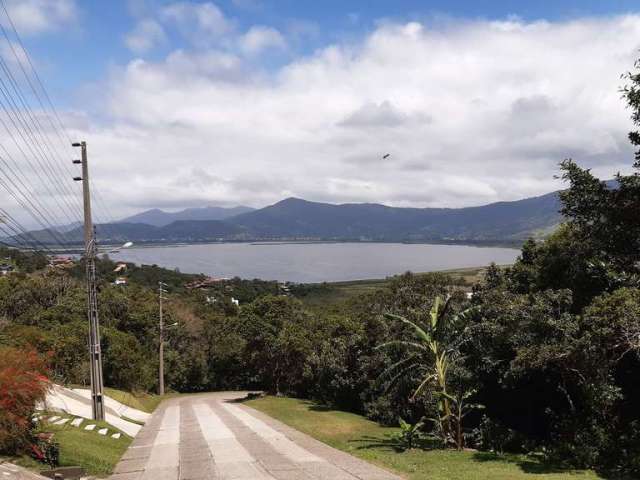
110, 392, 402, 480
0, 463, 47, 480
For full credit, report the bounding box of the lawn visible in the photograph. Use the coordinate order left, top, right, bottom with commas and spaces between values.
245, 396, 603, 480
104, 387, 173, 413
294, 266, 494, 310
13, 414, 131, 477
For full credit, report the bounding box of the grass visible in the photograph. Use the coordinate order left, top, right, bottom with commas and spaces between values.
245, 396, 603, 480
294, 266, 492, 310
12, 413, 131, 478
104, 386, 173, 413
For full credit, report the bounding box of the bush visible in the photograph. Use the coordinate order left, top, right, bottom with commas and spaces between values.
0, 347, 49, 455
471, 415, 529, 454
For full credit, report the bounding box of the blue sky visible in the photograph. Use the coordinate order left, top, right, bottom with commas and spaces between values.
21, 1, 640, 109
2, 0, 640, 222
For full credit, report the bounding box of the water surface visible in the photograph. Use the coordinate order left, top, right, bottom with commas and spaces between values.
113, 242, 519, 283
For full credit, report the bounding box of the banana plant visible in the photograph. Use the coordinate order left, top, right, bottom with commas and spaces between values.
377, 295, 456, 445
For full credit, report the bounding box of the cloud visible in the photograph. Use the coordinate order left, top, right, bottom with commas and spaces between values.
239, 25, 286, 55
2, 0, 76, 36
160, 1, 233, 46
339, 101, 431, 128
63, 14, 640, 218
125, 19, 166, 53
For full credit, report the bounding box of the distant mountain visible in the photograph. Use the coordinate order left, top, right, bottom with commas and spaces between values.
12, 189, 566, 246
18, 220, 248, 245
121, 205, 255, 227
226, 192, 562, 242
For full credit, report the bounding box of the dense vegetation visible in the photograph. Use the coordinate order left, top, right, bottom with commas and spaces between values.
2, 58, 640, 479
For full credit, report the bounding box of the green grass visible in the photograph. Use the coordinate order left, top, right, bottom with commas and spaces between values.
13, 413, 131, 478
294, 266, 494, 310
104, 387, 172, 413
245, 396, 603, 480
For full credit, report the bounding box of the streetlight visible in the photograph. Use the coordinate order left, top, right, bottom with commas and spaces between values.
102, 241, 134, 254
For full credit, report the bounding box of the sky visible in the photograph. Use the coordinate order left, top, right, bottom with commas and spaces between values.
4, 0, 640, 223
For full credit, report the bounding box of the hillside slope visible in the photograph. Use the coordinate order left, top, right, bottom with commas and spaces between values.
121, 205, 254, 227
12, 190, 564, 245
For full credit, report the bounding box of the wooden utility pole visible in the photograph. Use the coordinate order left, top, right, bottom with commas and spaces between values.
73, 141, 105, 421
158, 281, 168, 395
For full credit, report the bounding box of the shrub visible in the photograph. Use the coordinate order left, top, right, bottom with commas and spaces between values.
0, 347, 50, 454
391, 418, 426, 450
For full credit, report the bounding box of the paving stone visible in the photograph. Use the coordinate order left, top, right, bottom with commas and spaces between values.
110, 473, 142, 480
84, 424, 96, 431
268, 469, 316, 480
121, 446, 153, 461
215, 461, 271, 479
112, 433, 122, 439
114, 458, 147, 474
178, 460, 213, 480
70, 417, 83, 427
141, 466, 179, 480
54, 418, 69, 425
47, 416, 60, 422
99, 428, 109, 435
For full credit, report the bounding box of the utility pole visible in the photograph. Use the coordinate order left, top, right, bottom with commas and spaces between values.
73, 141, 105, 421
158, 281, 168, 395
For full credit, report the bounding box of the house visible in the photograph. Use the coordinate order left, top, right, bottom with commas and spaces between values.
0, 264, 13, 276
231, 297, 239, 306
185, 276, 229, 290
113, 263, 127, 273
49, 256, 75, 269
114, 277, 128, 286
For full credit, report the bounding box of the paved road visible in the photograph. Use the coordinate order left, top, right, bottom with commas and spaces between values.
0, 463, 46, 480
111, 392, 402, 480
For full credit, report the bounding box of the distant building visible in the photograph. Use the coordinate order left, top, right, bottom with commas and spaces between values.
49, 256, 74, 269
185, 276, 229, 290
114, 277, 128, 286
113, 263, 127, 273
231, 297, 239, 306
0, 263, 13, 276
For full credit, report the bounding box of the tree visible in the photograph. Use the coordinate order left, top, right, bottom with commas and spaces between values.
238, 295, 315, 395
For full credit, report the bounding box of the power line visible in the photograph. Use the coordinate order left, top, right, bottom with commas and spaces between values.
0, 33, 84, 224
0, 1, 116, 229
0, 54, 85, 218
0, 160, 71, 248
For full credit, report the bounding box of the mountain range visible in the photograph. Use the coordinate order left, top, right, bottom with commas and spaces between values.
14, 188, 564, 246
120, 205, 255, 226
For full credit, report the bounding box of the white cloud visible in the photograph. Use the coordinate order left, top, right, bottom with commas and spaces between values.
339, 101, 431, 128
2, 0, 76, 36
66, 14, 640, 218
160, 1, 233, 46
239, 25, 286, 55
125, 19, 166, 53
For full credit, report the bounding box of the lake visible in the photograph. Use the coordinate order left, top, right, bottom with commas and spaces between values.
111, 242, 519, 283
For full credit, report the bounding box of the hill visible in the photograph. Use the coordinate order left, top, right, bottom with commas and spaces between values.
11, 189, 565, 246
120, 205, 254, 227
226, 191, 562, 242
18, 220, 248, 245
